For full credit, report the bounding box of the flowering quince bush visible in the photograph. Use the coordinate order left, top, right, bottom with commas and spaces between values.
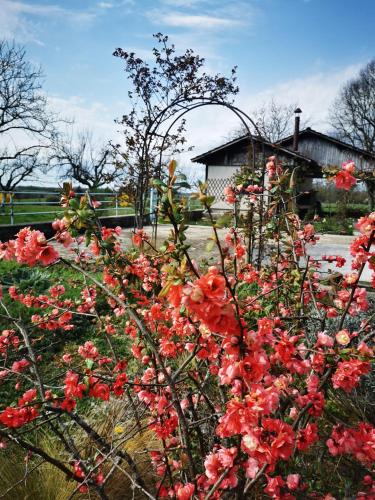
0, 160, 374, 500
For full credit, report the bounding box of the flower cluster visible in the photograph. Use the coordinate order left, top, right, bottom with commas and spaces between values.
0, 227, 59, 266
334, 160, 357, 190
0, 160, 374, 499
327, 423, 375, 466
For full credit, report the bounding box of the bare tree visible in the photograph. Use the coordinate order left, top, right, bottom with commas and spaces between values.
0, 153, 46, 191
0, 40, 57, 191
231, 99, 298, 142
113, 33, 239, 227
330, 60, 375, 208
253, 99, 298, 142
330, 60, 375, 151
52, 129, 119, 190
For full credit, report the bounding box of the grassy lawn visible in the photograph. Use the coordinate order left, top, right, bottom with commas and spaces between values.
0, 259, 133, 405
322, 202, 368, 217
0, 197, 135, 225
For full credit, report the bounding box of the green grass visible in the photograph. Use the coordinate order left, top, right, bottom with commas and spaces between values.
0, 258, 136, 405
322, 202, 368, 218
0, 199, 135, 225
0, 260, 100, 404
314, 218, 355, 235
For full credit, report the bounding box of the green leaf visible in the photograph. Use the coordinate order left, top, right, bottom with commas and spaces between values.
175, 181, 191, 189
206, 239, 215, 252
205, 195, 215, 207
159, 281, 172, 298
69, 198, 79, 210
85, 359, 94, 370
215, 213, 232, 228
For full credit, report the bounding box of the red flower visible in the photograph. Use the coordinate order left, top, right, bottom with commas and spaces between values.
64, 371, 86, 399
37, 245, 59, 266
335, 170, 356, 191
0, 406, 38, 428
89, 382, 110, 401
61, 398, 76, 412
175, 483, 195, 500
150, 415, 178, 439
332, 359, 370, 393
204, 447, 238, 489
132, 229, 149, 246
327, 423, 375, 466
264, 475, 285, 498
263, 418, 295, 462
297, 423, 318, 451
167, 284, 183, 307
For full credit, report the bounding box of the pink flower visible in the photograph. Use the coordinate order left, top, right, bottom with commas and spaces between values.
316, 332, 334, 348
342, 161, 356, 174
335, 329, 351, 346
1, 228, 59, 266
78, 341, 99, 360
62, 353, 73, 363
224, 186, 236, 204
332, 359, 370, 392
175, 483, 195, 500
335, 170, 356, 190
244, 457, 259, 479
287, 473, 300, 490
204, 447, 238, 489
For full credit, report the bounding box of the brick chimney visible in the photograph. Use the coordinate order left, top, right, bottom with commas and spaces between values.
293, 108, 302, 151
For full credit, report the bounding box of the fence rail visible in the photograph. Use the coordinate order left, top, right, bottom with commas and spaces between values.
0, 190, 131, 225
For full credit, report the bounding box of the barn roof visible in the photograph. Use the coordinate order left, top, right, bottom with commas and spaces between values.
191, 134, 316, 165
277, 127, 375, 161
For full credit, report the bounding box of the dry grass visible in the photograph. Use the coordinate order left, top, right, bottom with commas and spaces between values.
0, 400, 161, 499
0, 438, 77, 500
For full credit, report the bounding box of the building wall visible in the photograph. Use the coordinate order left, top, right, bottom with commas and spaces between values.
206, 165, 239, 210
297, 137, 375, 171
208, 165, 239, 179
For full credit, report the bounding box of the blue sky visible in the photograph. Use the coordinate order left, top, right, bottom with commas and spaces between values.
1, 0, 375, 182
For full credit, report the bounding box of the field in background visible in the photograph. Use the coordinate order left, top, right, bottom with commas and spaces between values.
0, 187, 202, 226
0, 183, 370, 229
0, 188, 135, 226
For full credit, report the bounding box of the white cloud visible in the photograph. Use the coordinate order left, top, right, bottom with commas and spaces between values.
0, 0, 99, 43
161, 0, 206, 6
241, 64, 362, 130
97, 2, 114, 8
49, 95, 118, 141
149, 10, 245, 29
144, 2, 256, 65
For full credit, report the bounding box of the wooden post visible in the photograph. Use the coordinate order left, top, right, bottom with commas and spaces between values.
115, 193, 119, 216
365, 179, 375, 211
9, 192, 14, 225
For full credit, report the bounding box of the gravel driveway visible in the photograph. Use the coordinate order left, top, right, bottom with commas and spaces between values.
54, 225, 373, 284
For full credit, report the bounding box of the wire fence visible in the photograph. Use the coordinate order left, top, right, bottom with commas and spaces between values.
0, 190, 133, 226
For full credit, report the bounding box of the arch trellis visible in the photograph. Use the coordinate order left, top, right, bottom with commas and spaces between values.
135, 96, 296, 267
139, 98, 271, 266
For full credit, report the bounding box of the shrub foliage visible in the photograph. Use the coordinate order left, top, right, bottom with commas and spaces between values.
0, 159, 374, 499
